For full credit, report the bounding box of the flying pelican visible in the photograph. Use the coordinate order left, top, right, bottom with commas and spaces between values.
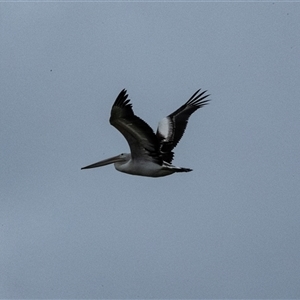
81, 88, 210, 177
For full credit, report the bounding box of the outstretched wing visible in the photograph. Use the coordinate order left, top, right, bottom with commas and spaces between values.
110, 89, 162, 164
156, 89, 210, 163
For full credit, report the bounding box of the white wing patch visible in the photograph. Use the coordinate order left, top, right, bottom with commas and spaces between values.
157, 117, 173, 141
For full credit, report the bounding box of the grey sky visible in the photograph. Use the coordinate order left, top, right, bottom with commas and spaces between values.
1, 2, 300, 298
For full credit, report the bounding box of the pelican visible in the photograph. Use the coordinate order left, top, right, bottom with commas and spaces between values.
82, 88, 210, 177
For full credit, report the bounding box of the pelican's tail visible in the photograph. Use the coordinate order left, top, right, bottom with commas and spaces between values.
174, 167, 193, 173
162, 161, 192, 173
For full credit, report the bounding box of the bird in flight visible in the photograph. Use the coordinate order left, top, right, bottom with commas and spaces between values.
82, 88, 210, 177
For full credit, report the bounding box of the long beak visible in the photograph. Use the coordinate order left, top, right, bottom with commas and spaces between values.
81, 154, 124, 170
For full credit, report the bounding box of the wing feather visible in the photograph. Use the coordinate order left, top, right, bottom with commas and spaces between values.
156, 89, 210, 162
109, 89, 162, 164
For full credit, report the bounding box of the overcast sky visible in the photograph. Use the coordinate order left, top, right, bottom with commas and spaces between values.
1, 2, 300, 299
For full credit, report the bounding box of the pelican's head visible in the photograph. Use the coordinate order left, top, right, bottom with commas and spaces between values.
81, 153, 130, 170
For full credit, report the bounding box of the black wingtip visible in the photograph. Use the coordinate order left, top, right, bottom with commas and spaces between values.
186, 89, 210, 108
113, 88, 132, 108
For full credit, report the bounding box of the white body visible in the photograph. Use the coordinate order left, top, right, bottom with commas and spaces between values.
114, 154, 189, 177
